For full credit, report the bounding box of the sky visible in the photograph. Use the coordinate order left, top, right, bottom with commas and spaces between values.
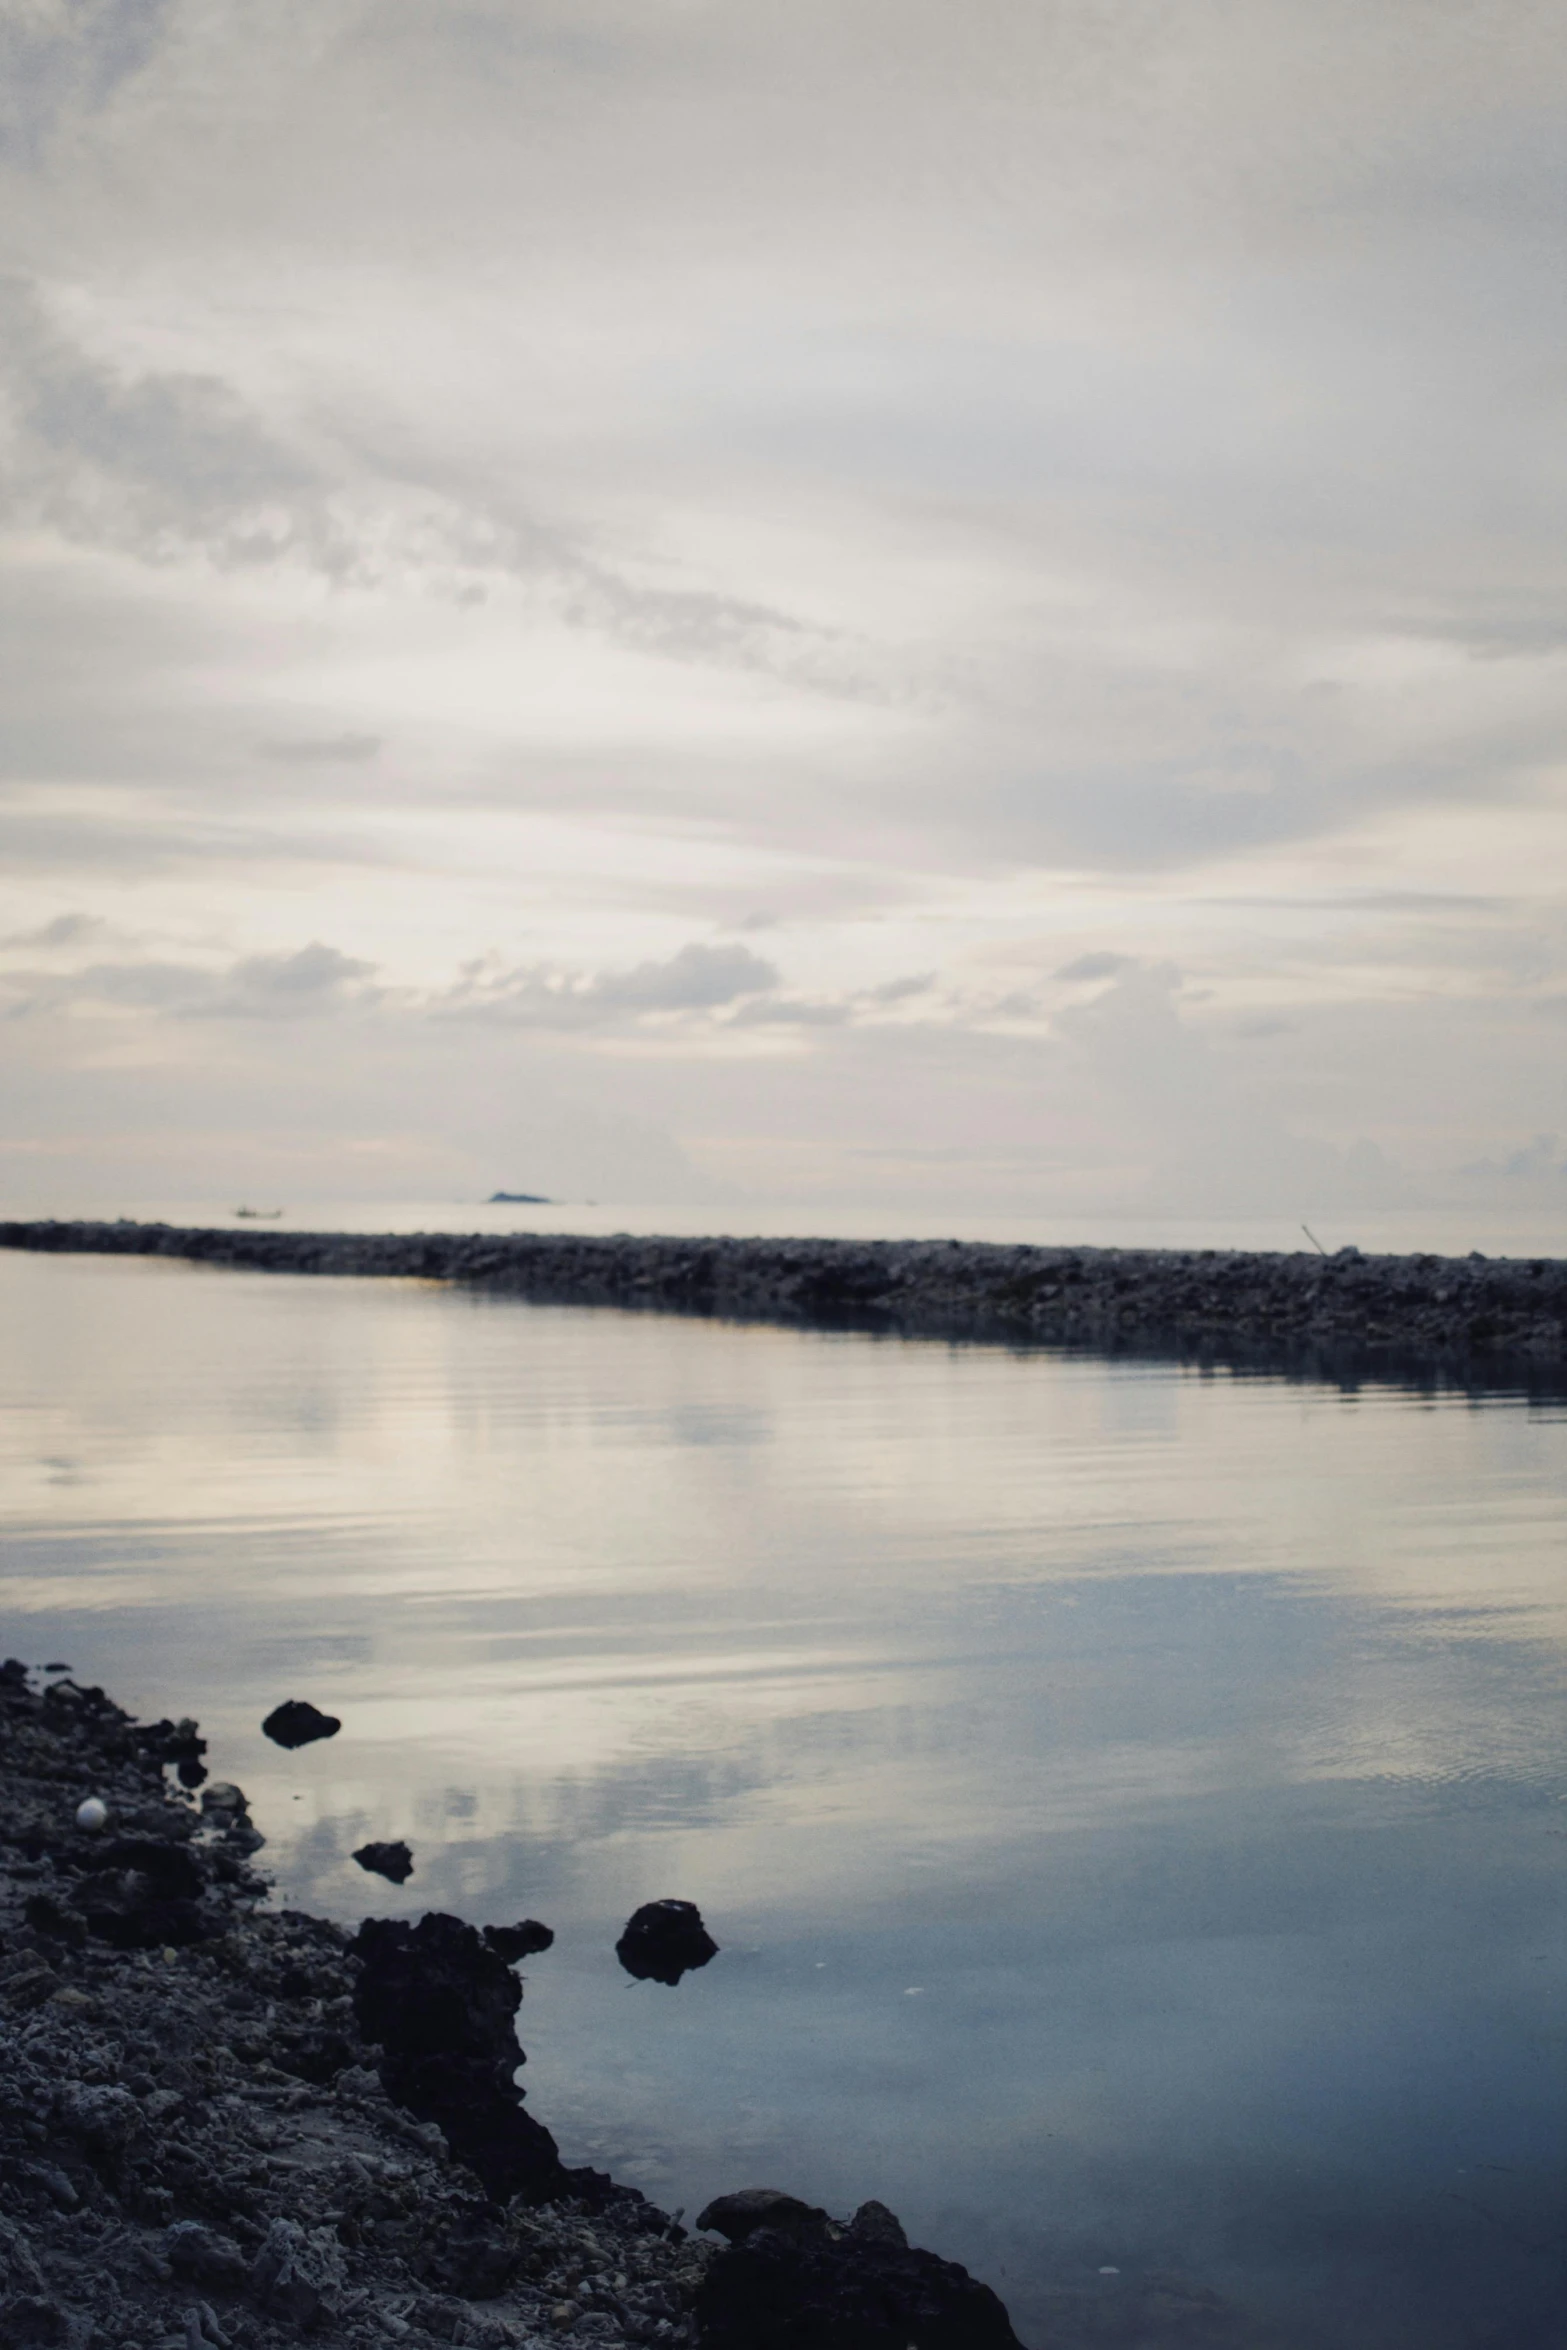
2, 0, 1566, 1234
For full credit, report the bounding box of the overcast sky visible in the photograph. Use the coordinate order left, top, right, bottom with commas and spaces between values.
3, 0, 1565, 1231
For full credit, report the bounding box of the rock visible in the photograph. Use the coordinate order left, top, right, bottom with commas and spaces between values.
261, 1700, 341, 1749
353, 1840, 414, 1884
247, 2218, 344, 2326
56, 2082, 143, 2161
350, 1913, 574, 2204
164, 2223, 249, 2290
848, 2202, 907, 2249
481, 1920, 554, 1962
0, 2294, 73, 2345
695, 2221, 1025, 2349
199, 1782, 247, 1818
23, 1893, 87, 1950
73, 1798, 107, 1832
69, 1837, 208, 1950
697, 2190, 833, 2247
614, 1900, 719, 1986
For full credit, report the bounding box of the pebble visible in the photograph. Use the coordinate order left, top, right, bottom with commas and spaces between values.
74, 1797, 108, 1831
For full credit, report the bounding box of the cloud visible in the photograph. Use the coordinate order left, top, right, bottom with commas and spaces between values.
1055, 952, 1137, 985
0, 938, 379, 1022
259, 733, 382, 765
0, 276, 330, 570
0, 911, 107, 950
440, 940, 780, 1029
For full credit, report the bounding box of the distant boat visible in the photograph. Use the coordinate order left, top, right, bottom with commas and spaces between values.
234, 1206, 284, 1220
488, 1190, 552, 1204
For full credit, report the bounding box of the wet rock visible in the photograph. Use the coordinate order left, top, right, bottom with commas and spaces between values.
261, 1700, 341, 1749
615, 1899, 719, 1986
697, 2189, 833, 2247
695, 2217, 1024, 2349
350, 1912, 574, 2204
482, 1920, 554, 1962
353, 1839, 414, 1884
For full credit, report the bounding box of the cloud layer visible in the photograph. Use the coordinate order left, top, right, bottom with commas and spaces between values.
2, 1, 1565, 1230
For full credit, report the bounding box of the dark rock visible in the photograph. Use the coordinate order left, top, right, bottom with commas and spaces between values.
481, 1920, 554, 1963
247, 2218, 332, 2326
698, 2189, 833, 2246
261, 1700, 341, 1750
22, 1894, 86, 1951
164, 2222, 249, 2289
615, 1899, 718, 1986
270, 2024, 357, 2085
352, 1840, 414, 1885
695, 2221, 1024, 2349
68, 1839, 207, 1950
199, 1782, 247, 1818
350, 1913, 573, 2204
848, 2202, 907, 2249
0, 2293, 72, 2344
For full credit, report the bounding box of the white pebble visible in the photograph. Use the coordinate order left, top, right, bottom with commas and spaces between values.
75, 1796, 109, 1831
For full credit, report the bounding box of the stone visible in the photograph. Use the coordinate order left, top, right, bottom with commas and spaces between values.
350, 1913, 573, 2204
73, 1799, 108, 1832
199, 1783, 247, 1818
614, 1900, 718, 1987
847, 2202, 907, 2249
696, 2191, 832, 2247
164, 2224, 248, 2291
481, 1921, 554, 1963
353, 1839, 414, 1884
261, 1700, 341, 1749
695, 2223, 1025, 2349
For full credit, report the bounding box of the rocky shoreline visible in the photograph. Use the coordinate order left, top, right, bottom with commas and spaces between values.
0, 1664, 1026, 2350
3, 1220, 1565, 1382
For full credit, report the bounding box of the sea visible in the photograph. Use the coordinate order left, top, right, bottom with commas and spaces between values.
1, 1219, 1564, 2347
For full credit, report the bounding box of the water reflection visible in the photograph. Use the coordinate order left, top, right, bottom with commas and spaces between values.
1, 1249, 1564, 2347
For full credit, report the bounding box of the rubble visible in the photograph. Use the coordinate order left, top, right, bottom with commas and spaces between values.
5, 1221, 1566, 1380
0, 1661, 711, 2350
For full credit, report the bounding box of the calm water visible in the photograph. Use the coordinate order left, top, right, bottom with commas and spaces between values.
2, 1248, 1565, 2348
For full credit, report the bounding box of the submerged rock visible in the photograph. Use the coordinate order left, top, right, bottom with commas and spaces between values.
615, 1898, 719, 1986
482, 1918, 554, 1961
261, 1698, 341, 1749
353, 1838, 414, 1884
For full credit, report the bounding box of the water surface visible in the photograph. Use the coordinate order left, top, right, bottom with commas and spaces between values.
2, 1248, 1564, 2347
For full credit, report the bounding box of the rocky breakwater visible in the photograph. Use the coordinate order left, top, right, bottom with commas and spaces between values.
0, 1663, 1026, 2350
4, 1221, 1566, 1374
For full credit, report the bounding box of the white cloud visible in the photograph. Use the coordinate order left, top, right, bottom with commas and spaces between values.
1, 1, 1566, 1226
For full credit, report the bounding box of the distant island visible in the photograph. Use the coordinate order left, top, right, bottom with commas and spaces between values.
488, 1190, 552, 1204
